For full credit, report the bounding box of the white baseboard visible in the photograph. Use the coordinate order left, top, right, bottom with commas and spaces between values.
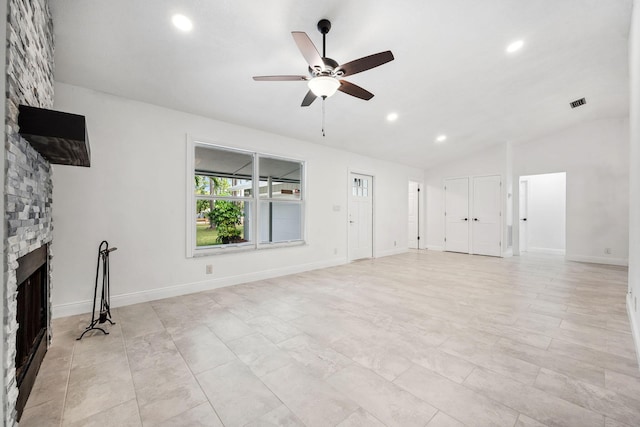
502, 248, 514, 258
426, 245, 444, 251
626, 294, 640, 369
52, 257, 347, 319
565, 254, 629, 267
527, 247, 566, 256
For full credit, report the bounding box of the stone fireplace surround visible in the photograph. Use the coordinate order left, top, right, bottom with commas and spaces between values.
3, 0, 55, 425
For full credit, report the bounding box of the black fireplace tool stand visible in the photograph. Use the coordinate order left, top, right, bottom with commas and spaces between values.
77, 240, 117, 340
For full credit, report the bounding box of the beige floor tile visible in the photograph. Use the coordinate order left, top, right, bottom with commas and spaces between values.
118, 302, 165, 340
244, 404, 305, 427
245, 314, 302, 343
410, 346, 477, 384
125, 330, 180, 372
515, 414, 548, 427
171, 324, 237, 374
336, 408, 386, 427
327, 363, 437, 426
495, 337, 605, 387
20, 396, 65, 427
440, 335, 541, 385
330, 334, 414, 381
394, 364, 518, 427
548, 339, 640, 378
67, 353, 131, 389
130, 350, 194, 391
196, 360, 282, 426
278, 334, 353, 379
64, 399, 141, 427
534, 368, 640, 426
605, 416, 633, 427
204, 308, 255, 342
62, 373, 136, 424
426, 411, 466, 427
137, 375, 208, 425
155, 402, 223, 427
605, 369, 640, 402
261, 363, 359, 427
25, 353, 71, 409
464, 367, 604, 427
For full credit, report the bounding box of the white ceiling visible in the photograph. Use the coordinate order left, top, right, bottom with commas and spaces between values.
51, 0, 632, 169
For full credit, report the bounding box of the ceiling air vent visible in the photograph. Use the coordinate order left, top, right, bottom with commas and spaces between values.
570, 98, 586, 109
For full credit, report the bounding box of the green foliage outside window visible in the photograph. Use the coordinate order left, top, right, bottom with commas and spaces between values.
208, 201, 244, 244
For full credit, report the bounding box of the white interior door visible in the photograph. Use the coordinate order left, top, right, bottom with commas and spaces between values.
349, 173, 373, 261
472, 175, 502, 256
408, 181, 420, 249
444, 177, 470, 253
519, 179, 529, 253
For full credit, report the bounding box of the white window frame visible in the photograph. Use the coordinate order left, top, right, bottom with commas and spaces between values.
186, 137, 306, 257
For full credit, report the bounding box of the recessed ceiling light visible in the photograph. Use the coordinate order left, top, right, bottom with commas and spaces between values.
506, 40, 524, 54
436, 134, 447, 143
172, 14, 193, 32
386, 112, 398, 122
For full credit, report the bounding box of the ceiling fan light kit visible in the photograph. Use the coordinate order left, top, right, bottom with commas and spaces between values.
308, 76, 340, 98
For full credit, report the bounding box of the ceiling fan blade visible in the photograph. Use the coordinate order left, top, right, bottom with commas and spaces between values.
292, 31, 325, 71
301, 90, 317, 107
338, 80, 374, 100
253, 75, 308, 81
338, 51, 394, 77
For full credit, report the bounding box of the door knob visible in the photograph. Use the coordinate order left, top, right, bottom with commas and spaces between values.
520, 218, 527, 221
349, 220, 355, 224
473, 218, 479, 221
463, 218, 468, 221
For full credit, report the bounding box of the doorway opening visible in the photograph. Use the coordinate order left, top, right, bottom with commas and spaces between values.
518, 172, 566, 255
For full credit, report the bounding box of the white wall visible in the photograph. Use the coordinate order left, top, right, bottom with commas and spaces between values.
520, 173, 566, 254
51, 83, 424, 317
424, 145, 507, 251
513, 118, 629, 265
627, 0, 640, 365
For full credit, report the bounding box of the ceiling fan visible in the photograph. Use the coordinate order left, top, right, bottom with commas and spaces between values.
253, 19, 394, 107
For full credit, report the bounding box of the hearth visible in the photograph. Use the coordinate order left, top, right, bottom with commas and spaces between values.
14, 244, 49, 421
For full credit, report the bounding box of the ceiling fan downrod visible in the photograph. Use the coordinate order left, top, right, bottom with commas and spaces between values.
317, 19, 331, 58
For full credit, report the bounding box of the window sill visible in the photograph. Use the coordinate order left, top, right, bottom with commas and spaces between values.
191, 240, 306, 258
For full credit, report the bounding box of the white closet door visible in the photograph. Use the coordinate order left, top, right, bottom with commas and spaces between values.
472, 175, 502, 256
444, 177, 470, 253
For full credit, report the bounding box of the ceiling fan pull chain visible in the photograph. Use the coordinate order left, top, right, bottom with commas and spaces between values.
322, 96, 326, 137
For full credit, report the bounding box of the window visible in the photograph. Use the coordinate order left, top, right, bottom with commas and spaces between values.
189, 141, 304, 255
259, 156, 303, 244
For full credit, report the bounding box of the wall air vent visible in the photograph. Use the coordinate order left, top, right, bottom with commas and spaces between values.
569, 98, 586, 109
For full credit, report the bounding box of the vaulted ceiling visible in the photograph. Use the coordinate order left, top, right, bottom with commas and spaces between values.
51, 0, 632, 169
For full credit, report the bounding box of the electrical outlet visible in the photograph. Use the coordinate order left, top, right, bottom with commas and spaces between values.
604, 248, 612, 255
206, 264, 213, 275
394, 241, 397, 247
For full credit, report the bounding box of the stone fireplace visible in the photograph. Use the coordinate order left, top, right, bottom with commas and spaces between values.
3, 0, 55, 425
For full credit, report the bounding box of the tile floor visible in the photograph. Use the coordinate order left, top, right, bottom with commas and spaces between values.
19, 251, 640, 426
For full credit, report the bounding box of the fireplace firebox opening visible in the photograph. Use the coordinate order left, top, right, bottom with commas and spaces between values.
15, 244, 49, 421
